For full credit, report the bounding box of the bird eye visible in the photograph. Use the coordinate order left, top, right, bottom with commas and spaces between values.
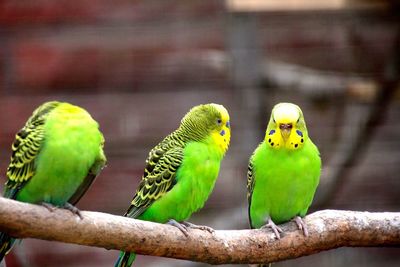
217, 119, 222, 124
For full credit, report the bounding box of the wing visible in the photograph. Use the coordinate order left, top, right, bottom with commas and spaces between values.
142, 132, 185, 178
4, 102, 59, 199
68, 155, 107, 205
124, 147, 184, 218
68, 135, 106, 205
247, 155, 256, 228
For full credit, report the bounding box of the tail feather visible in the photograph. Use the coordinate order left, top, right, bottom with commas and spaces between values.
114, 251, 136, 267
0, 232, 15, 263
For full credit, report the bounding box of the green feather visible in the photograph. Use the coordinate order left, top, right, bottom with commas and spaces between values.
1, 101, 106, 262
116, 103, 230, 267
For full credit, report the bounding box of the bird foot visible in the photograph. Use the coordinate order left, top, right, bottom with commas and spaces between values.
182, 221, 215, 234
41, 202, 57, 212
293, 216, 308, 236
63, 202, 83, 220
167, 219, 190, 237
261, 218, 283, 239
41, 202, 82, 219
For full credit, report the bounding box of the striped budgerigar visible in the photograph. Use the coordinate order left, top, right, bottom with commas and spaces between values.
115, 103, 231, 267
0, 101, 106, 262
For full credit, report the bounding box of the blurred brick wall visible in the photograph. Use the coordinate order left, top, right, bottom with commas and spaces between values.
1, 1, 397, 94
0, 1, 227, 94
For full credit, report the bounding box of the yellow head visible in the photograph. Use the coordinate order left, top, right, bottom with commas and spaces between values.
265, 102, 308, 150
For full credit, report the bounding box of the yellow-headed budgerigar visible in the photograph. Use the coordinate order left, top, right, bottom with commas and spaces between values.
115, 103, 231, 267
0, 101, 106, 262
247, 102, 321, 239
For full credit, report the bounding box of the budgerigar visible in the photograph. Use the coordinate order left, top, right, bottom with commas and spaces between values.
0, 101, 106, 262
247, 102, 321, 239
115, 103, 230, 267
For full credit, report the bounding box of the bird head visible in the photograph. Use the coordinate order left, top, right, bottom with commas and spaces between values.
180, 103, 231, 155
265, 103, 308, 150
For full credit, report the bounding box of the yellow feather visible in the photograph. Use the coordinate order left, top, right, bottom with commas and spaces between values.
210, 104, 230, 154
273, 103, 300, 123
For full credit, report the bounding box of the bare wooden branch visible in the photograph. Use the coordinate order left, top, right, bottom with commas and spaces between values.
0, 197, 399, 265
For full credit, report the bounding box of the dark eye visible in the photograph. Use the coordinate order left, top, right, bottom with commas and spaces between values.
217, 119, 222, 124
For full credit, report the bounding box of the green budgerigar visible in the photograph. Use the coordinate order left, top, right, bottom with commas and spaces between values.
247, 102, 321, 239
115, 103, 231, 267
0, 101, 106, 262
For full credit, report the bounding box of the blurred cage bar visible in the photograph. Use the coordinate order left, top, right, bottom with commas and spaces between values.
0, 0, 399, 266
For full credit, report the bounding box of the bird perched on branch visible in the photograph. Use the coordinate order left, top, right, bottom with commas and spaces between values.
115, 103, 231, 267
247, 103, 321, 240
0, 101, 106, 262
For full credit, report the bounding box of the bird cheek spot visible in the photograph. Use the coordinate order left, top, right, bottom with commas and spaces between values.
269, 130, 275, 135
226, 121, 230, 128
296, 130, 303, 137
220, 130, 225, 136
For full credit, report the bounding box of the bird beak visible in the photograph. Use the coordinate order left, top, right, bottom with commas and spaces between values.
279, 123, 292, 140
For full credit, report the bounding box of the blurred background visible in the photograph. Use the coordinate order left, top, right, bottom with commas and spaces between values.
0, 0, 399, 266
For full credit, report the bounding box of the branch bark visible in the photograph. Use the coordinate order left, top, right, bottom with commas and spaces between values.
0, 197, 399, 265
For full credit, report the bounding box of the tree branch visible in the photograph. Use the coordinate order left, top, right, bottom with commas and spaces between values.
0, 197, 399, 265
